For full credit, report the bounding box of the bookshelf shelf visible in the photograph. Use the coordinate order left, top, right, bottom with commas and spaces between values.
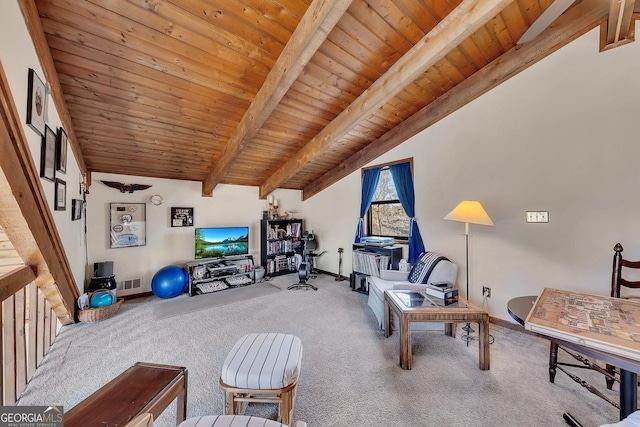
350, 243, 403, 294
260, 219, 304, 277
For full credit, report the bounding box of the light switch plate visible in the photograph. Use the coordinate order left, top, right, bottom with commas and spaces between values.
526, 211, 549, 223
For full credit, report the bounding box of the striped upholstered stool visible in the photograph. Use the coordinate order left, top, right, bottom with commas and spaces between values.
219, 333, 303, 426
178, 415, 307, 427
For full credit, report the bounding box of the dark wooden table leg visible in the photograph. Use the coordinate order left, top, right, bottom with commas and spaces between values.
606, 363, 615, 390
549, 341, 558, 383
620, 369, 637, 420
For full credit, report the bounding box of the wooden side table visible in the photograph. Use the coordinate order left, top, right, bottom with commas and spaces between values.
384, 290, 490, 370
64, 362, 188, 427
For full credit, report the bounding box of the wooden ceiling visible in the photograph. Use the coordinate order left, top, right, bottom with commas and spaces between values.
26, 0, 636, 199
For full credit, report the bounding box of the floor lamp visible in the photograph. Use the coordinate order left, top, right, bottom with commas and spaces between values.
444, 200, 494, 345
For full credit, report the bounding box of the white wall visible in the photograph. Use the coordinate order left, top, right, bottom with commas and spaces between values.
1, 1, 85, 293
304, 28, 640, 323
86, 172, 302, 294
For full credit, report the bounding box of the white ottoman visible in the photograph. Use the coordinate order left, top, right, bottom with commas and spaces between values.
219, 333, 303, 426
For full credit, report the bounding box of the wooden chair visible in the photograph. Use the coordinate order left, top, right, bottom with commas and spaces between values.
611, 243, 640, 299
601, 243, 640, 390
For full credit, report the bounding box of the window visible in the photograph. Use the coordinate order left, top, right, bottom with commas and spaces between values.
366, 167, 409, 239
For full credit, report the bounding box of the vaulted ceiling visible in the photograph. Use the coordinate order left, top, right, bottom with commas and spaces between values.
24, 0, 637, 199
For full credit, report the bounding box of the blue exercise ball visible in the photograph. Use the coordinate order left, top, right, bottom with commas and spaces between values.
151, 265, 188, 299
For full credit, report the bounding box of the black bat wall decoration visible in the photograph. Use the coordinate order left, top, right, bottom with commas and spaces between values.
100, 180, 152, 193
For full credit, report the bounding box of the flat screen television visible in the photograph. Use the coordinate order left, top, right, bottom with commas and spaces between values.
195, 226, 249, 259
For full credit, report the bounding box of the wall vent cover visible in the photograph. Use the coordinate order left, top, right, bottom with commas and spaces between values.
117, 278, 142, 291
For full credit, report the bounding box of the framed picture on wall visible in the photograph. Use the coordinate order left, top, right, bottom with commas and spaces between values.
54, 178, 66, 211
71, 199, 83, 221
40, 125, 56, 182
26, 68, 46, 136
171, 207, 194, 227
56, 127, 68, 174
110, 203, 146, 248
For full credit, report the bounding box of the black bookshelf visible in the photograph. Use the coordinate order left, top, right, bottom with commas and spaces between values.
260, 219, 304, 277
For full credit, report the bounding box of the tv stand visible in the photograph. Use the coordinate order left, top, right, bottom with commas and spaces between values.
186, 255, 255, 296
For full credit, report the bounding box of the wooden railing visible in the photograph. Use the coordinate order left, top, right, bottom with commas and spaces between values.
1, 278, 59, 405
1, 227, 60, 405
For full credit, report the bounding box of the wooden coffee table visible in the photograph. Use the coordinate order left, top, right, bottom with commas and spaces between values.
384, 290, 490, 370
64, 362, 188, 427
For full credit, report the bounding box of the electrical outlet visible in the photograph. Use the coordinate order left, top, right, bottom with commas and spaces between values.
526, 211, 549, 223
482, 286, 491, 298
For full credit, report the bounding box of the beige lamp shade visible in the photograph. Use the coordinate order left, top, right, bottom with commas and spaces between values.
444, 201, 494, 227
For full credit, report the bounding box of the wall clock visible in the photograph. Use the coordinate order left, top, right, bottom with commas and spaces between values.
150, 194, 163, 206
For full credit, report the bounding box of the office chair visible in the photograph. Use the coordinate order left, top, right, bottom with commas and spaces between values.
301, 231, 326, 277
288, 262, 317, 291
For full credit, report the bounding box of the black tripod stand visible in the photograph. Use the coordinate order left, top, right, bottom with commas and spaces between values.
335, 247, 345, 281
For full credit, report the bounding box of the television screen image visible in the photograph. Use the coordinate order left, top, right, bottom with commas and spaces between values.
195, 227, 249, 259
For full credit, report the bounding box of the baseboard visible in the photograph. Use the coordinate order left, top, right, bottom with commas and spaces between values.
121, 291, 153, 300
313, 268, 349, 282
490, 316, 538, 336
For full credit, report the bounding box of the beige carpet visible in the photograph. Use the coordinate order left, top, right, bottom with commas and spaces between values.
17, 273, 620, 426
153, 281, 281, 320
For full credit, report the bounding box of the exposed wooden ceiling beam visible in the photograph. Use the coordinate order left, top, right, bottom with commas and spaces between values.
259, 0, 512, 199
600, 0, 637, 51
18, 0, 86, 174
302, 0, 609, 200
201, 0, 353, 197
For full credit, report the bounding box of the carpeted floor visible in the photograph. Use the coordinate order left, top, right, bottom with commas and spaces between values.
154, 281, 281, 320
17, 273, 620, 426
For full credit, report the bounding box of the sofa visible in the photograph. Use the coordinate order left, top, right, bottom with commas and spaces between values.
367, 251, 458, 331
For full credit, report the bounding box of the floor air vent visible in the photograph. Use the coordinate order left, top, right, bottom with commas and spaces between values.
117, 278, 142, 291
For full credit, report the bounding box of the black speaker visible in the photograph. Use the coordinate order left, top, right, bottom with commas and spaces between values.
93, 261, 114, 278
